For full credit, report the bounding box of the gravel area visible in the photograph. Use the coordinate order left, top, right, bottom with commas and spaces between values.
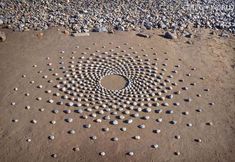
0, 0, 235, 34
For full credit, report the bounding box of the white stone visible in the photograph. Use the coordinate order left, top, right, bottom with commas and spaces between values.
48, 135, 55, 140
31, 120, 37, 124
100, 152, 106, 156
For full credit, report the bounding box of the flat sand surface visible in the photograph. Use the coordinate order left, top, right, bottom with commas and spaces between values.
0, 28, 235, 162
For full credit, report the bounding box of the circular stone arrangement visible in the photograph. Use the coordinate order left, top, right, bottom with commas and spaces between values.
58, 54, 168, 102
6, 42, 214, 160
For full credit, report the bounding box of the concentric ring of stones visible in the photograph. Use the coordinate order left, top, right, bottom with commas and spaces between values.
8, 42, 214, 159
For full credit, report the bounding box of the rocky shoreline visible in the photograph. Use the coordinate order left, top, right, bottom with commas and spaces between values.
0, 0, 235, 37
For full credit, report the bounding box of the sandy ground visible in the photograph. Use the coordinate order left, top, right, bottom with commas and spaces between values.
0, 28, 235, 162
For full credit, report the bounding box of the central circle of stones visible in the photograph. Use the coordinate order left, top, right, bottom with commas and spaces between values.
56, 52, 177, 125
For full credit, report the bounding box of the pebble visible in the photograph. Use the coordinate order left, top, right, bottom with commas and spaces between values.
73, 147, 80, 151
194, 139, 202, 143
48, 135, 55, 140
31, 120, 37, 124
50, 120, 56, 124
111, 120, 118, 125
99, 152, 106, 156
90, 136, 97, 140
51, 154, 57, 158
127, 152, 134, 156
136, 32, 150, 38
138, 124, 146, 129
52, 109, 59, 114
120, 127, 127, 132
26, 138, 31, 142
65, 118, 73, 123
170, 120, 177, 125
152, 144, 159, 149
0, 31, 6, 42
187, 123, 193, 127
156, 118, 163, 123
174, 152, 180, 156
175, 135, 181, 139
153, 129, 161, 134
164, 31, 177, 39
111, 137, 119, 141
206, 122, 213, 126
68, 129, 76, 134
12, 119, 19, 123
84, 124, 91, 128
48, 99, 54, 103
133, 135, 141, 140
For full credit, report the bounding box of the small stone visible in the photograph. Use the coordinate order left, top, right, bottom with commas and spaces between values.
37, 97, 42, 101
194, 139, 202, 143
170, 120, 177, 125
48, 99, 54, 103
73, 147, 80, 151
68, 102, 74, 106
152, 144, 159, 149
68, 129, 76, 134
156, 118, 163, 122
182, 111, 189, 115
120, 127, 127, 131
102, 127, 109, 132
175, 135, 181, 139
90, 136, 97, 140
26, 138, 31, 142
127, 152, 134, 156
100, 152, 106, 156
25, 106, 31, 110
52, 109, 59, 114
153, 129, 161, 134
51, 154, 57, 158
133, 135, 141, 140
138, 124, 146, 129
136, 32, 150, 38
48, 135, 55, 140
64, 109, 71, 114
0, 31, 6, 42
31, 120, 37, 124
93, 25, 107, 32
36, 32, 44, 38
65, 118, 73, 123
187, 123, 193, 127
50, 120, 56, 124
196, 109, 203, 112
164, 31, 177, 39
126, 119, 133, 124
206, 122, 213, 126
84, 124, 91, 128
166, 110, 174, 114
111, 137, 119, 141
12, 119, 19, 123
62, 30, 70, 35
174, 151, 180, 156
111, 120, 118, 125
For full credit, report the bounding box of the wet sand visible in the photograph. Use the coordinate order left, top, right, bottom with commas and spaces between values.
0, 28, 234, 162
